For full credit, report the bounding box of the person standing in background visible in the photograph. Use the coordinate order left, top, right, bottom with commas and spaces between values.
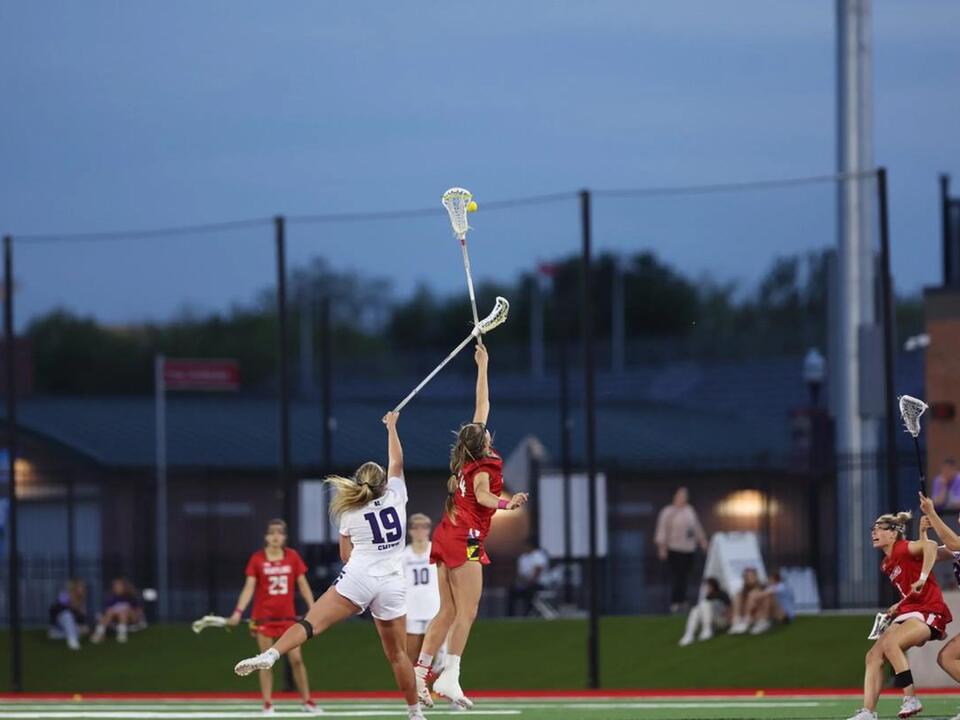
931, 458, 960, 510
655, 486, 708, 613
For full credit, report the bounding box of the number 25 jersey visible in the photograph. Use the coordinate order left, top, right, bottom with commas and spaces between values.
339, 476, 408, 577
245, 547, 307, 622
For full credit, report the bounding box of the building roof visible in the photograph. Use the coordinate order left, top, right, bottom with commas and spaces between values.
5, 351, 924, 471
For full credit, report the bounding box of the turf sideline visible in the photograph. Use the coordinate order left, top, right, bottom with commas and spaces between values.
2, 689, 960, 701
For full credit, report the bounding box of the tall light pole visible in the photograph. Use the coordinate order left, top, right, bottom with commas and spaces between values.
835, 0, 879, 603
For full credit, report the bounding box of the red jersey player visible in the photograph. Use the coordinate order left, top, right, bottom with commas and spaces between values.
228, 519, 318, 715
847, 511, 948, 720
415, 345, 528, 709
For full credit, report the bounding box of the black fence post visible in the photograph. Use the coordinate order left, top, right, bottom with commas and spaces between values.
4, 234, 21, 692
320, 295, 333, 471
580, 190, 600, 690
275, 216, 294, 543
878, 168, 898, 514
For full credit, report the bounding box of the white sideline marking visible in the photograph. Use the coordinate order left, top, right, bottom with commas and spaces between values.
0, 713, 521, 719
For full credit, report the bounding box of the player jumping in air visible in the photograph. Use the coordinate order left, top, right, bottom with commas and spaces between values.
234, 412, 426, 720
414, 344, 529, 709
228, 519, 318, 715
847, 511, 950, 720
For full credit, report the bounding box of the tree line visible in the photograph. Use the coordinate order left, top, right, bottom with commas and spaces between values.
25, 251, 922, 394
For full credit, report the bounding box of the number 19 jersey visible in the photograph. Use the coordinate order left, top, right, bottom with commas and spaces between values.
339, 476, 407, 577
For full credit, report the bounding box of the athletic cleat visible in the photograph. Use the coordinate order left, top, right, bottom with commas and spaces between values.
728, 620, 749, 635
949, 710, 960, 720
261, 703, 275, 716
898, 695, 923, 719
750, 619, 772, 635
698, 627, 714, 642
433, 671, 474, 710
415, 666, 434, 709
235, 648, 280, 677
845, 710, 877, 720
678, 635, 694, 647
301, 700, 323, 714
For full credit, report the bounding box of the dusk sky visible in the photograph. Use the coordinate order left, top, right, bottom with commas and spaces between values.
1, 1, 958, 327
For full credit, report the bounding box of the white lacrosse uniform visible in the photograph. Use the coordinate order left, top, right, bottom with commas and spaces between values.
335, 476, 408, 621
402, 543, 440, 635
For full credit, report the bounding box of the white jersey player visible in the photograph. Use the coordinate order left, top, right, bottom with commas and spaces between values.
402, 515, 440, 657
233, 412, 425, 720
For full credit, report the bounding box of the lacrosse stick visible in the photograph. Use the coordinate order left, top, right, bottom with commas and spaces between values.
393, 297, 509, 413
191, 614, 229, 634
442, 187, 483, 347
899, 395, 929, 496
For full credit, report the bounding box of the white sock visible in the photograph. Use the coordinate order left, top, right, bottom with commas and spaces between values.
407, 703, 421, 716
444, 654, 461, 676
417, 652, 433, 668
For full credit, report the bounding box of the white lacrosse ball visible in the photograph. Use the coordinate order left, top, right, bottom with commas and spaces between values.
142, 588, 158, 602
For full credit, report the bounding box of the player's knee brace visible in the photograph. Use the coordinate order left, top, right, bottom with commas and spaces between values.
893, 670, 914, 688
297, 619, 314, 641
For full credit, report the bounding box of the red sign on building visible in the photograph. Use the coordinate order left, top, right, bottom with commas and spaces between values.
162, 359, 240, 392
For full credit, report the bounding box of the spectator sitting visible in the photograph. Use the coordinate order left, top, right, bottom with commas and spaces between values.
678, 577, 731, 647
931, 457, 960, 510
747, 569, 795, 635
509, 541, 551, 617
47, 579, 89, 651
91, 578, 144, 644
728, 567, 764, 634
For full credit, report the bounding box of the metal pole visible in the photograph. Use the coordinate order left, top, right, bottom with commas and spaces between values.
154, 354, 168, 620
66, 472, 76, 578
4, 235, 21, 692
580, 190, 600, 689
530, 274, 544, 379
942, 174, 952, 287
275, 216, 294, 543
611, 255, 625, 374
320, 295, 333, 471
558, 316, 574, 606
878, 168, 899, 514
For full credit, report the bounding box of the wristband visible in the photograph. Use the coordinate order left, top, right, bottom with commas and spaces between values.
919, 573, 928, 584
233, 608, 244, 616
497, 498, 509, 510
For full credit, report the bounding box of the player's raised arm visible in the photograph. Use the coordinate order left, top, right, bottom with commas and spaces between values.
919, 492, 960, 552
383, 411, 403, 479
472, 345, 489, 425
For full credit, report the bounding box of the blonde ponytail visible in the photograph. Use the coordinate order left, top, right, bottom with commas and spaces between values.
327, 461, 387, 517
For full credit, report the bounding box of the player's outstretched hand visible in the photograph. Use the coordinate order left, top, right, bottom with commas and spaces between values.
475, 344, 488, 367
919, 492, 935, 517
506, 492, 529, 510
919, 516, 932, 536
382, 411, 399, 428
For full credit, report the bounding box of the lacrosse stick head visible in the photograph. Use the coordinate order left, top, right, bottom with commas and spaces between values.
475, 296, 509, 336
899, 395, 929, 438
442, 187, 473, 239
867, 612, 892, 640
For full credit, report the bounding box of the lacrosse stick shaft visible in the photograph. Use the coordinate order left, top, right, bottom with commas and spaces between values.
393, 330, 478, 413
914, 436, 927, 496
459, 238, 483, 348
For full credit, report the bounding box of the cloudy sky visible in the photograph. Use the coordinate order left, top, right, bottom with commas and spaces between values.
1, 1, 957, 326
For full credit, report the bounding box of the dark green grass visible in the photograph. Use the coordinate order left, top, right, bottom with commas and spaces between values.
0, 614, 870, 692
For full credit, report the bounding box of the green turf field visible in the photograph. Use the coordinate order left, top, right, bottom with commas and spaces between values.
0, 615, 872, 693
0, 697, 959, 720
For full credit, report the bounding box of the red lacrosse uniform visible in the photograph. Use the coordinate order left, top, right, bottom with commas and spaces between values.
245, 547, 307, 638
431, 453, 504, 569
882, 538, 952, 640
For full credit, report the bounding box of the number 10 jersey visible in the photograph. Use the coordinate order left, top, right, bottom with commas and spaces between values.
339, 476, 408, 577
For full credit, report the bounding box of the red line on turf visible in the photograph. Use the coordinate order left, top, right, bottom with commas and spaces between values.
2, 689, 960, 700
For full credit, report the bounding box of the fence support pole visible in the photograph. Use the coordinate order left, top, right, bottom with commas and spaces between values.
580, 190, 600, 689
4, 234, 21, 692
